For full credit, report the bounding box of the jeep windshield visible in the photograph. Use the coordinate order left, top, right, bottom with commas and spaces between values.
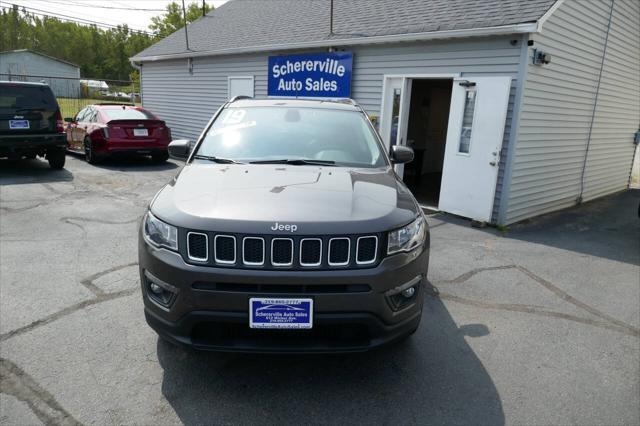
194, 106, 387, 168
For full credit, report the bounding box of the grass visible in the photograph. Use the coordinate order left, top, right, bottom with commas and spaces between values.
57, 97, 141, 119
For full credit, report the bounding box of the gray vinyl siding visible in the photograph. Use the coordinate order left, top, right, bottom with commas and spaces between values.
505, 0, 640, 224
0, 51, 80, 98
581, 0, 640, 202
141, 36, 522, 220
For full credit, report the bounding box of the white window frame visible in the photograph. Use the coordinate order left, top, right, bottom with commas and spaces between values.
227, 76, 255, 100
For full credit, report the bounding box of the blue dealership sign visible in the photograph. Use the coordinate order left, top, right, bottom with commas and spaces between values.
268, 52, 353, 98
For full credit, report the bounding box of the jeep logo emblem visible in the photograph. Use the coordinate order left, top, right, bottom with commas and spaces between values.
270, 222, 298, 232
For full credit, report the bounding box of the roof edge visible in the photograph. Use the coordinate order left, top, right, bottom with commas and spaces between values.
130, 22, 539, 63
0, 49, 80, 69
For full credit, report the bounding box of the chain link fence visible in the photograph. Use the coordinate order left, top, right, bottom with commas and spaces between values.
0, 73, 140, 119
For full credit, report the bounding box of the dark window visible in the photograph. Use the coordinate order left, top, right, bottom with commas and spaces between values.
0, 84, 57, 111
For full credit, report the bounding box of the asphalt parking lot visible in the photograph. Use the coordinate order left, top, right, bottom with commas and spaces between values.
1, 155, 639, 425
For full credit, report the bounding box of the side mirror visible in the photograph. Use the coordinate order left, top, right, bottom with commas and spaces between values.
168, 139, 192, 160
64, 117, 74, 123
390, 145, 414, 164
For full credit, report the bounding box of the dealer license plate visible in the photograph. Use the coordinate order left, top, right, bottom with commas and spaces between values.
249, 298, 313, 329
133, 128, 148, 136
9, 120, 29, 129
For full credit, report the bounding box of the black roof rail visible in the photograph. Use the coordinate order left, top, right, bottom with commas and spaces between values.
229, 95, 253, 103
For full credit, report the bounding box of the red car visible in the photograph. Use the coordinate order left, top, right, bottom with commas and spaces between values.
65, 104, 171, 163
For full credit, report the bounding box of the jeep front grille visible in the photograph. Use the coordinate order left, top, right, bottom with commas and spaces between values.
214, 235, 236, 264
187, 232, 208, 261
299, 238, 322, 266
182, 232, 381, 270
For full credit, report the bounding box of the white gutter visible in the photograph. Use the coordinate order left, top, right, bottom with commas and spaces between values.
535, 0, 564, 33
130, 22, 539, 63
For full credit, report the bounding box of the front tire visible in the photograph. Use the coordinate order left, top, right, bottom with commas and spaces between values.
47, 147, 66, 169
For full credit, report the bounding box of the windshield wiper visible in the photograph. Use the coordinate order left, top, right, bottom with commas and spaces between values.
192, 154, 243, 164
249, 159, 336, 166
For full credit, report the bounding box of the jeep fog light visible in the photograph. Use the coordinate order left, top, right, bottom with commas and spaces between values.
402, 287, 416, 298
385, 275, 421, 311
144, 270, 177, 308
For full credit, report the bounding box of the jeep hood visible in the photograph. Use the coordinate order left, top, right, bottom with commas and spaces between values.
151, 163, 420, 234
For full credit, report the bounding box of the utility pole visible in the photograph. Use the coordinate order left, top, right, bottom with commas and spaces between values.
11, 4, 19, 50
181, 0, 190, 51
202, 0, 206, 17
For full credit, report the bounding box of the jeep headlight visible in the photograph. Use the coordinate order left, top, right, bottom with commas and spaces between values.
388, 216, 426, 255
144, 211, 178, 251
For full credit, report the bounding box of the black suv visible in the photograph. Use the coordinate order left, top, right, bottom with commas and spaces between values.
139, 98, 429, 352
0, 81, 67, 169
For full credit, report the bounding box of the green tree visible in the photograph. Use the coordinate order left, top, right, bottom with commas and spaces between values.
149, 2, 212, 39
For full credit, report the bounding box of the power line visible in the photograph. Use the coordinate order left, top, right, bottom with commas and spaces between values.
11, 0, 155, 31
1, 3, 154, 34
28, 0, 166, 12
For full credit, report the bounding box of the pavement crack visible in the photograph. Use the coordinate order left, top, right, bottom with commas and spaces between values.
435, 265, 640, 338
59, 216, 141, 225
0, 357, 82, 426
1, 262, 139, 343
439, 293, 639, 338
0, 288, 137, 343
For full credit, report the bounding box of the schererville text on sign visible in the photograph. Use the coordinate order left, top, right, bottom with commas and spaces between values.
268, 52, 353, 98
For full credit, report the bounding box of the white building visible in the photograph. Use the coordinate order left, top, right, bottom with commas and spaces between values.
131, 0, 640, 225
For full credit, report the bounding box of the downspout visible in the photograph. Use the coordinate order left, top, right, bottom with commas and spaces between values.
577, 0, 615, 203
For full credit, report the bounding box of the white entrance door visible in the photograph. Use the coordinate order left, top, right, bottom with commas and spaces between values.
228, 76, 254, 99
379, 77, 412, 176
438, 76, 512, 222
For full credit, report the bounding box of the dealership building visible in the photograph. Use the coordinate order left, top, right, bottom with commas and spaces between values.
131, 0, 640, 225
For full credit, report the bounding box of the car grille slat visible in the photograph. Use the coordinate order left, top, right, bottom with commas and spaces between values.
356, 236, 378, 265
243, 237, 264, 265
328, 238, 350, 266
214, 235, 236, 264
187, 232, 208, 261
271, 238, 294, 266
300, 238, 322, 266
187, 232, 379, 269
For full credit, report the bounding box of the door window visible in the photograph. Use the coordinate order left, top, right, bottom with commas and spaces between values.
389, 88, 402, 146
76, 107, 89, 122
458, 89, 476, 154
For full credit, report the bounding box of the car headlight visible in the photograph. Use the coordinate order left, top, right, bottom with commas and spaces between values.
388, 216, 426, 255
143, 211, 178, 251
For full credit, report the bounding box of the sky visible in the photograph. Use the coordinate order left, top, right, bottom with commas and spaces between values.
3, 0, 228, 34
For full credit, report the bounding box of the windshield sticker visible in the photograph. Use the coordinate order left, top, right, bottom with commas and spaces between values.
221, 109, 247, 124
210, 120, 256, 136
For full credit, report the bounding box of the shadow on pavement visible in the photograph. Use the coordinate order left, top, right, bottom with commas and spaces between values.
66, 152, 179, 172
431, 189, 640, 266
506, 189, 640, 266
156, 295, 504, 425
0, 158, 74, 185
